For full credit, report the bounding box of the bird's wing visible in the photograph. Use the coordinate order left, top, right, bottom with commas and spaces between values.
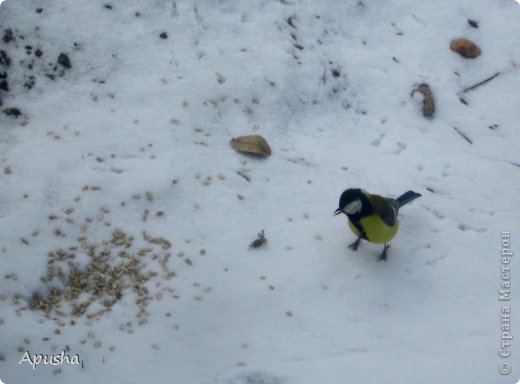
370, 195, 397, 227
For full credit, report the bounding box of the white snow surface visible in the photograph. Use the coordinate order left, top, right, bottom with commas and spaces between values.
1, 0, 520, 383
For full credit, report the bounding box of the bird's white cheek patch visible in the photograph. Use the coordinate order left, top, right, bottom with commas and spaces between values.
344, 199, 362, 214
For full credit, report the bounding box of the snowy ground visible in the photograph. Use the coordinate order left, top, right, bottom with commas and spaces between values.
1, 0, 520, 383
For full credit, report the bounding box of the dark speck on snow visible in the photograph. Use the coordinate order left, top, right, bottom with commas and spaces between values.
57, 53, 71, 69
3, 107, 21, 118
2, 29, 13, 44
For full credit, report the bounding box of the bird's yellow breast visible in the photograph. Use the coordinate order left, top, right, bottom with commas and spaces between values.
348, 216, 399, 244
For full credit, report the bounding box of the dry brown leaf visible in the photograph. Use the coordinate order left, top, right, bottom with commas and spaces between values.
450, 39, 481, 59
230, 135, 271, 157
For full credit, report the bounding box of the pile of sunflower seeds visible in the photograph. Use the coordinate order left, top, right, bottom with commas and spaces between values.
28, 228, 174, 325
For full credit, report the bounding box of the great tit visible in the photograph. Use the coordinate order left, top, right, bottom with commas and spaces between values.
334, 189, 421, 261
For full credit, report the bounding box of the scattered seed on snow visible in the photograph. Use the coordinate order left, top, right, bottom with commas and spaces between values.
216, 73, 226, 84
243, 106, 254, 115
249, 230, 267, 249
5, 273, 18, 281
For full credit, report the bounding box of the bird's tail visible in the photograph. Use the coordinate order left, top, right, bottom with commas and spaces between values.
395, 191, 421, 210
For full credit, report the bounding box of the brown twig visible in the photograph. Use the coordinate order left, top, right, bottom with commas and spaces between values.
462, 72, 500, 93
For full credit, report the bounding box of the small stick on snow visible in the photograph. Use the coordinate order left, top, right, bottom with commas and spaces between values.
462, 72, 500, 93
453, 127, 473, 145
171, 0, 178, 17
236, 171, 251, 182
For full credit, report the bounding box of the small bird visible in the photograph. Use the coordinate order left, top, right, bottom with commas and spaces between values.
334, 189, 421, 261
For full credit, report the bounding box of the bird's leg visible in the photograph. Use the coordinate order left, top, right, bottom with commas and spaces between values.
380, 244, 390, 261
349, 236, 362, 251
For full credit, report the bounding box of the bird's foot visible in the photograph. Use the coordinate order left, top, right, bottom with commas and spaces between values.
379, 244, 390, 261
349, 237, 362, 251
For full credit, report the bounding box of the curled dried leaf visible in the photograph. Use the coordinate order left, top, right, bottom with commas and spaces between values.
230, 135, 271, 157
411, 83, 435, 118
450, 38, 481, 59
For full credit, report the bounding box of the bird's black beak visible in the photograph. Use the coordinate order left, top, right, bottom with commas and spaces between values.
333, 208, 342, 216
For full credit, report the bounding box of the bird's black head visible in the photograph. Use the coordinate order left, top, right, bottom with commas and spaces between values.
334, 188, 371, 219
